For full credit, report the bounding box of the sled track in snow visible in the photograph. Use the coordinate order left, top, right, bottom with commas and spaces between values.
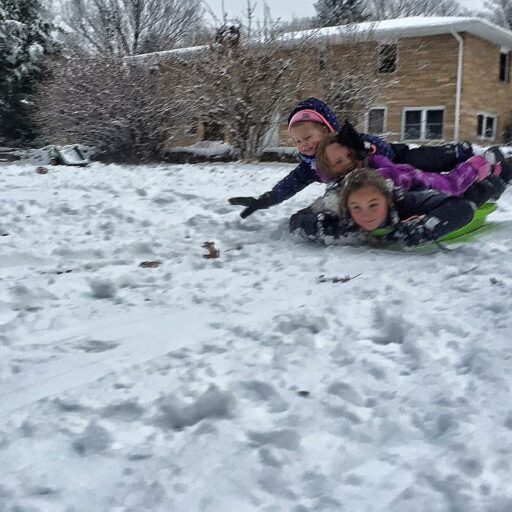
0, 306, 213, 417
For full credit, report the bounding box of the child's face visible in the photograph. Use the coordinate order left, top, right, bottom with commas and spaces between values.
325, 143, 357, 177
290, 122, 328, 156
347, 185, 389, 232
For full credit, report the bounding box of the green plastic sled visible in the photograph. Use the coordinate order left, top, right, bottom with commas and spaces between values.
371, 202, 497, 243
440, 202, 496, 241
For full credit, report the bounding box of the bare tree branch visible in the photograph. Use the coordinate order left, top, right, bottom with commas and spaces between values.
62, 0, 204, 55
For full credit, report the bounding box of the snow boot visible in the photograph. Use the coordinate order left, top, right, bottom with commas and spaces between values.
463, 175, 506, 206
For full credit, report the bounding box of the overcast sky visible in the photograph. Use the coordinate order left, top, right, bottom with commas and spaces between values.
203, 0, 487, 23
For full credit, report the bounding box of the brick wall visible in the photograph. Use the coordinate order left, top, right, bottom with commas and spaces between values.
459, 33, 512, 143
375, 34, 459, 142
278, 31, 512, 145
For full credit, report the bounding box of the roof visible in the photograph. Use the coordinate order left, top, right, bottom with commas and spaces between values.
129, 16, 512, 63
280, 17, 512, 49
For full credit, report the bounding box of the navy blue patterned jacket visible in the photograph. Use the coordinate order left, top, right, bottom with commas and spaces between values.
269, 98, 396, 204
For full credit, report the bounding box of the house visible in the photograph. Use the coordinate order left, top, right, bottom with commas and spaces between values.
278, 17, 512, 146
130, 16, 512, 153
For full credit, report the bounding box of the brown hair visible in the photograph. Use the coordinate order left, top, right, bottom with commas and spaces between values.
316, 133, 357, 180
339, 168, 392, 215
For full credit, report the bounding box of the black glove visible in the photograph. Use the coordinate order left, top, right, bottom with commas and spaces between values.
228, 192, 275, 218
386, 216, 432, 247
289, 210, 341, 239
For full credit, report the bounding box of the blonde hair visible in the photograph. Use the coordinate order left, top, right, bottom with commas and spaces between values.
339, 168, 392, 215
315, 133, 358, 180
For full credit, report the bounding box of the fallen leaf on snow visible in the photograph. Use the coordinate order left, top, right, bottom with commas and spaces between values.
202, 241, 220, 259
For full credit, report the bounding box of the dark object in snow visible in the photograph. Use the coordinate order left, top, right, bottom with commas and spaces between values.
39, 268, 73, 275
259, 147, 298, 163
35, 166, 48, 174
139, 260, 162, 268
297, 390, 310, 397
0, 147, 22, 162
202, 241, 220, 259
48, 145, 90, 167
318, 274, 361, 284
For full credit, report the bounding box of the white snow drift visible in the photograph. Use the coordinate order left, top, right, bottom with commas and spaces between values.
1, 160, 512, 512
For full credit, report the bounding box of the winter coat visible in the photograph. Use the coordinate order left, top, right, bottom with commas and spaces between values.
290, 185, 474, 246
270, 98, 394, 204
345, 187, 475, 246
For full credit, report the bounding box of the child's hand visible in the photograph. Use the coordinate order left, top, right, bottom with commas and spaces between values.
228, 192, 274, 218
387, 216, 429, 246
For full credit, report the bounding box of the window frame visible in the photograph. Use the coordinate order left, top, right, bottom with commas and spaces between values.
366, 106, 387, 135
476, 111, 498, 140
401, 106, 445, 141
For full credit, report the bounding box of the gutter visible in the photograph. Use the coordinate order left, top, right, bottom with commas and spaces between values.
451, 30, 464, 141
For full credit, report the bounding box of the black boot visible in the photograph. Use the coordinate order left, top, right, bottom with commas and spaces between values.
463, 175, 506, 207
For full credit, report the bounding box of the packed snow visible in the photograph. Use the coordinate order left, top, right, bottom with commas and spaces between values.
1, 159, 512, 512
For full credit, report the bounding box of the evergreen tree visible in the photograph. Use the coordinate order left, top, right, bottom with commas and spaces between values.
0, 0, 58, 143
314, 0, 368, 27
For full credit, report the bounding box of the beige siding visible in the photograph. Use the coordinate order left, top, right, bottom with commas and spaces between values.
376, 34, 459, 142
459, 33, 512, 143
279, 32, 512, 145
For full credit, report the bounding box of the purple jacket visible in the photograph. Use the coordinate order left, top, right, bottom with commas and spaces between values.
369, 154, 484, 196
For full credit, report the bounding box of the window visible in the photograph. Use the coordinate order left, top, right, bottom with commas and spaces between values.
426, 110, 444, 139
477, 113, 497, 139
403, 108, 444, 140
499, 51, 510, 82
368, 108, 386, 134
379, 44, 397, 73
203, 120, 224, 141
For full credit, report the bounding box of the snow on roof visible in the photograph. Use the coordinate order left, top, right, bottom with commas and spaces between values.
128, 43, 209, 63
281, 16, 512, 49
128, 16, 512, 64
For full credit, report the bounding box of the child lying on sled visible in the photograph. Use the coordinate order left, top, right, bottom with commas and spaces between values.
316, 121, 509, 203
317, 168, 474, 247
315, 131, 504, 197
290, 129, 504, 243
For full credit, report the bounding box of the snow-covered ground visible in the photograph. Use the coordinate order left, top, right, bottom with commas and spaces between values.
1, 160, 512, 512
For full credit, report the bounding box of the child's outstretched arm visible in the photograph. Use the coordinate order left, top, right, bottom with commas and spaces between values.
228, 192, 276, 219
386, 191, 475, 246
229, 161, 319, 218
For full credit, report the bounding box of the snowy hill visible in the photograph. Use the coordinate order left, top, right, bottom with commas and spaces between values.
1, 161, 512, 511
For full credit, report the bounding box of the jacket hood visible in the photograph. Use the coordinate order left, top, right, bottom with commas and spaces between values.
287, 97, 340, 132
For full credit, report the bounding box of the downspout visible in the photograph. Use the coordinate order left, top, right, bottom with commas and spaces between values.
451, 30, 464, 141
